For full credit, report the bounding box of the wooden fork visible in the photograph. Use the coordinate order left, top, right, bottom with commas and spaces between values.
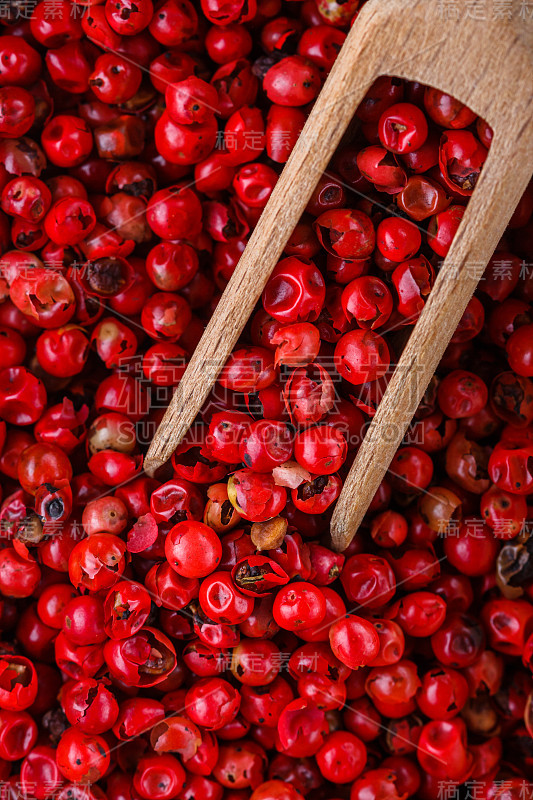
145, 0, 533, 552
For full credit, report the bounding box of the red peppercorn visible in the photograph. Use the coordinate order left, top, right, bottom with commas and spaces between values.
264, 56, 321, 107
378, 102, 428, 154
0, 11, 525, 793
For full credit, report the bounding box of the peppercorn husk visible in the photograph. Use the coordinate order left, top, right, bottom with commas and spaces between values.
15, 510, 44, 546
496, 528, 533, 599
251, 516, 288, 551
272, 460, 312, 489
461, 696, 500, 737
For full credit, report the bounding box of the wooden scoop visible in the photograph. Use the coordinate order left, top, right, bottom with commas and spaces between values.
145, 0, 533, 552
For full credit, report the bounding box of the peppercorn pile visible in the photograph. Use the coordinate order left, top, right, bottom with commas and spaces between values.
0, 1, 533, 799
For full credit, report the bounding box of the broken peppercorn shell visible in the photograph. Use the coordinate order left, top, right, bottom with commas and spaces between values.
495, 535, 533, 599
418, 486, 462, 533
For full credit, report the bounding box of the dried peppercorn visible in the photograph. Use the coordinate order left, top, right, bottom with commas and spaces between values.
0, 4, 530, 795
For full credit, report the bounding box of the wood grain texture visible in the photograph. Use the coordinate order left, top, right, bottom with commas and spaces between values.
145, 0, 533, 552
